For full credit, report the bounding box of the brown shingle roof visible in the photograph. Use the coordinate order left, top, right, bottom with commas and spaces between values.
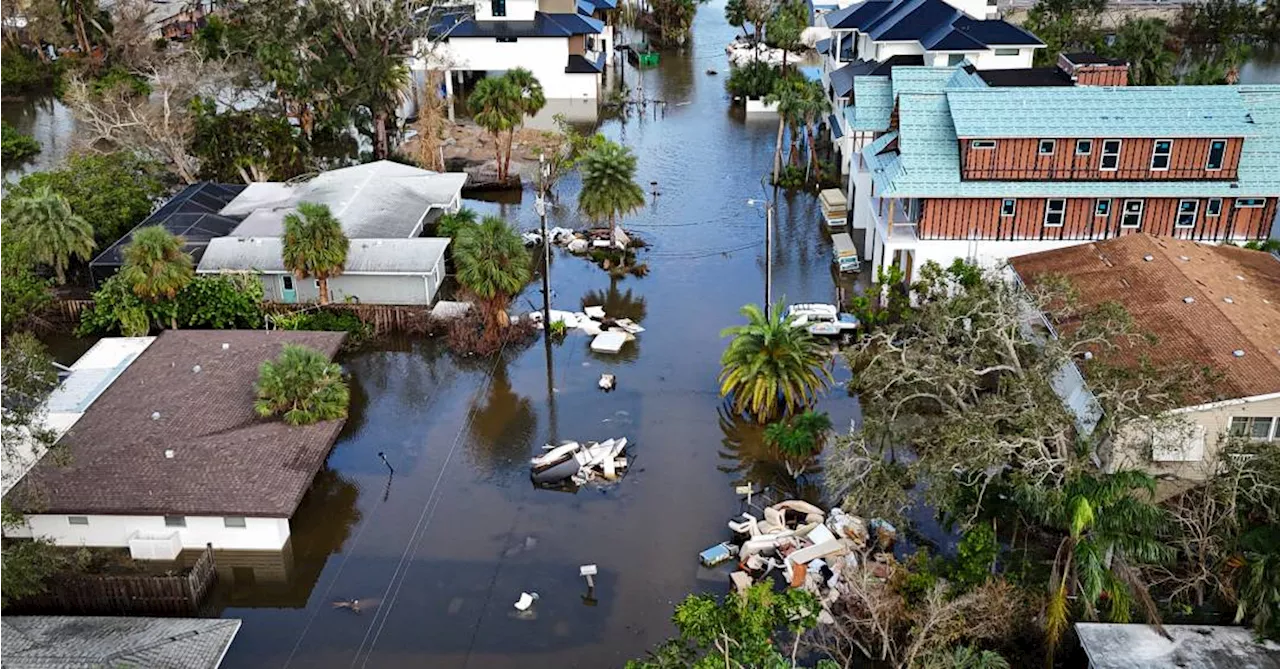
1010, 234, 1280, 401
12, 330, 348, 517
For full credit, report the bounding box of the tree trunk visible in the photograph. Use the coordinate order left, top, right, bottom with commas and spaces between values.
773, 115, 785, 184
318, 277, 330, 305
503, 128, 515, 183
608, 212, 617, 238
493, 131, 505, 181
806, 123, 821, 184
788, 125, 800, 166
373, 110, 389, 160
72, 0, 91, 56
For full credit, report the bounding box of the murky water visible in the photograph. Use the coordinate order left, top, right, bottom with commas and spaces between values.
1, 95, 77, 184
202, 7, 861, 668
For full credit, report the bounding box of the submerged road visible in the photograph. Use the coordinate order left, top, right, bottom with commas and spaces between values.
216, 3, 863, 666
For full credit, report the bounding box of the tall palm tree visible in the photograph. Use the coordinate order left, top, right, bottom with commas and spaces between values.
1024, 470, 1172, 663
469, 76, 521, 182
725, 0, 749, 38
766, 77, 809, 181
719, 302, 833, 422
254, 344, 349, 426
796, 79, 831, 184
454, 215, 532, 328
6, 185, 96, 284
578, 139, 645, 239
1111, 18, 1176, 85
119, 226, 193, 329
282, 201, 349, 305
502, 68, 546, 180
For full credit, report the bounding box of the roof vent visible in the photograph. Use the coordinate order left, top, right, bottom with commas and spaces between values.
164, 449, 175, 459
1142, 254, 1154, 262
222, 343, 230, 350
151, 411, 161, 420
1233, 349, 1245, 358
1183, 297, 1195, 304
1224, 297, 1234, 304
1179, 255, 1190, 261
1237, 275, 1246, 281
1083, 351, 1094, 360
192, 364, 202, 373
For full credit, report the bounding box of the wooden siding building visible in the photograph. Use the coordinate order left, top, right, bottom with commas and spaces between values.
958, 137, 1244, 181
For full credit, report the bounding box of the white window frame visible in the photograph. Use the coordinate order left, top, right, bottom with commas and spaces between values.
1206, 198, 1222, 217
1230, 417, 1278, 441
1120, 199, 1144, 228
993, 47, 1019, 56
1205, 139, 1227, 171
1175, 199, 1199, 228
1235, 198, 1264, 208
1038, 139, 1056, 155
1076, 139, 1093, 155
1043, 199, 1066, 227
947, 54, 966, 66
1150, 139, 1173, 171
971, 140, 996, 149
1000, 199, 1016, 217
224, 516, 247, 528
164, 515, 186, 528
1095, 198, 1111, 217
1100, 139, 1122, 171
68, 516, 89, 526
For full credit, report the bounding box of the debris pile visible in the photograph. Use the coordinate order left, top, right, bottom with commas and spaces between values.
523, 226, 635, 253
530, 438, 631, 487
700, 498, 897, 625
725, 38, 808, 68
528, 305, 645, 354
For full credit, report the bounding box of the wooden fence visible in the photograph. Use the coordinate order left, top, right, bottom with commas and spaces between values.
266, 302, 433, 335
51, 299, 95, 325
10, 544, 218, 616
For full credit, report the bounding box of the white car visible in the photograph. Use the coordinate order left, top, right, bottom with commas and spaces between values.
786, 304, 859, 337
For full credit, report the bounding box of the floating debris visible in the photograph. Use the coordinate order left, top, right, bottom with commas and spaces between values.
531, 438, 632, 487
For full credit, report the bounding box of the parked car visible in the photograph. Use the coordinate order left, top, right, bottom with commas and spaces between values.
785, 304, 859, 337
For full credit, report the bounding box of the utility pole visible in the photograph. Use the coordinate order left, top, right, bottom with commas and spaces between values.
537, 153, 552, 332
765, 201, 773, 308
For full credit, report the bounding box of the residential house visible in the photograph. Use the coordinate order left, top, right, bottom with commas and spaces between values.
818, 0, 1042, 172
2, 617, 242, 668
848, 64, 1279, 284
1075, 623, 1280, 669
4, 330, 349, 558
89, 181, 246, 287
196, 160, 466, 306
419, 0, 614, 106
1010, 234, 1280, 488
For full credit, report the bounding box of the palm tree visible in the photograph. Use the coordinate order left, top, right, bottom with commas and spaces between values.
119, 226, 193, 329
719, 302, 833, 422
436, 207, 478, 239
502, 68, 546, 180
6, 185, 95, 284
282, 202, 349, 305
1025, 470, 1172, 663
469, 76, 521, 182
1111, 18, 1176, 85
254, 344, 349, 426
766, 77, 809, 181
725, 0, 749, 38
453, 215, 531, 328
578, 139, 645, 239
764, 409, 832, 478
796, 79, 831, 184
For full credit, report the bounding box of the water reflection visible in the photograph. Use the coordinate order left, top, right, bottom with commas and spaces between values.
715, 403, 824, 503
466, 360, 537, 478
579, 275, 648, 322
1, 95, 77, 183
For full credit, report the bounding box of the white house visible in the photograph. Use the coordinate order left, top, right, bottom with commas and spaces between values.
196, 160, 466, 306
417, 0, 614, 102
3, 330, 350, 559
817, 0, 1042, 174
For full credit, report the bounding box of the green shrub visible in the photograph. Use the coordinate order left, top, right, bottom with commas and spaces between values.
177, 274, 264, 329
1, 121, 41, 162
271, 308, 373, 347
725, 60, 781, 99
90, 65, 152, 98
0, 227, 53, 334
0, 48, 61, 94
952, 523, 999, 590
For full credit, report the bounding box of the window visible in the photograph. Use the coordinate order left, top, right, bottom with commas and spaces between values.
1176, 199, 1199, 228
994, 47, 1019, 56
970, 140, 996, 149
1000, 199, 1016, 217
1206, 198, 1223, 216
1206, 139, 1226, 171
224, 516, 247, 528
164, 515, 186, 528
1230, 417, 1277, 441
68, 516, 89, 526
496, 36, 517, 43
1043, 199, 1066, 227
1038, 139, 1056, 155
1120, 199, 1144, 228
947, 54, 966, 66
1235, 198, 1264, 208
987, 0, 998, 7
1150, 139, 1173, 171
281, 275, 294, 290
1099, 139, 1122, 171
1076, 139, 1093, 155
1095, 199, 1111, 217
490, 0, 505, 16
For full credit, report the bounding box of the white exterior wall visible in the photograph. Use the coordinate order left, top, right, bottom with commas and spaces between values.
262, 270, 441, 305
873, 41, 926, 60
970, 47, 1036, 69
10, 514, 292, 551
427, 36, 599, 99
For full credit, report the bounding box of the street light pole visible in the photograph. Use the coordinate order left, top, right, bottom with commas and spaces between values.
765, 201, 773, 308
537, 153, 551, 333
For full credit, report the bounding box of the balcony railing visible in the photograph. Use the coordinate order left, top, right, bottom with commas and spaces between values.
870, 196, 919, 240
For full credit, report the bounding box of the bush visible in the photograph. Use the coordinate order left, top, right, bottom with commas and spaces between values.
1, 229, 53, 334
0, 48, 61, 94
270, 308, 372, 346
1, 121, 41, 162
8, 153, 168, 248
77, 273, 159, 336
90, 65, 152, 98
725, 60, 781, 99
445, 311, 538, 357
177, 274, 265, 329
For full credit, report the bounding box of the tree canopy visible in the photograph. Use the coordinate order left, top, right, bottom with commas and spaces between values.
719, 302, 833, 422
254, 344, 350, 426
282, 202, 350, 305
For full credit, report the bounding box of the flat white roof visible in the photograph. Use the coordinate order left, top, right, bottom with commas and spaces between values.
196, 237, 450, 275
1076, 623, 1280, 669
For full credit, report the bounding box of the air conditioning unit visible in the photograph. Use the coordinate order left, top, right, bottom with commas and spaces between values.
127, 530, 182, 560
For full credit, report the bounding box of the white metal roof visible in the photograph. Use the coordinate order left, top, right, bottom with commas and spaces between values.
196, 236, 450, 275
1076, 623, 1280, 669
220, 161, 468, 239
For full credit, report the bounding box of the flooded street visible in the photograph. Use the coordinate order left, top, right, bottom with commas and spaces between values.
209, 5, 858, 668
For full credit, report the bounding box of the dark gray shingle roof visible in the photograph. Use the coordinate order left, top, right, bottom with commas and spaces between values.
2, 617, 241, 669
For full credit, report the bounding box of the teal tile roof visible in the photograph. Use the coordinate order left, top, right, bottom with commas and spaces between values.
891, 66, 962, 98
848, 76, 893, 131
945, 86, 1258, 138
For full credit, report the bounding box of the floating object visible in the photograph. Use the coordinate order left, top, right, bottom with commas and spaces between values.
699, 542, 735, 568
580, 564, 598, 589
730, 570, 753, 594
332, 599, 362, 613
591, 331, 628, 354
431, 300, 472, 321
514, 592, 539, 611
706, 68, 718, 75
599, 373, 616, 391
531, 437, 631, 486
584, 305, 606, 320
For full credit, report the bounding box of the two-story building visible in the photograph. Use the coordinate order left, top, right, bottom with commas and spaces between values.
818, 0, 1043, 172
419, 0, 614, 104
847, 63, 1280, 284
